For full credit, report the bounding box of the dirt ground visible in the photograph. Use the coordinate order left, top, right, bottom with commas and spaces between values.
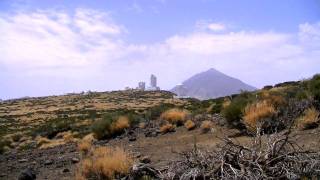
1, 124, 319, 180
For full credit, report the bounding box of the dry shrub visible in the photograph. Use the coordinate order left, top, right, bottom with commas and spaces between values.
54, 131, 79, 143
184, 120, 196, 130
260, 90, 286, 107
39, 139, 65, 149
296, 107, 320, 130
36, 136, 51, 147
77, 158, 93, 179
111, 116, 130, 134
36, 135, 74, 149
61, 131, 75, 142
243, 101, 276, 132
200, 120, 212, 133
164, 130, 320, 179
78, 140, 92, 155
92, 114, 131, 140
160, 123, 175, 134
82, 133, 96, 142
160, 108, 189, 126
76, 146, 133, 179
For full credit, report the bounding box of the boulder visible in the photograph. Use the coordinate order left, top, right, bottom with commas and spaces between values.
44, 159, 53, 165
18, 159, 28, 163
71, 157, 79, 164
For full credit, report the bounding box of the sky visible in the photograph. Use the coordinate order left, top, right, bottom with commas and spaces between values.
0, 0, 320, 99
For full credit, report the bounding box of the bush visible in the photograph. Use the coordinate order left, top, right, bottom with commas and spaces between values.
309, 74, 320, 101
78, 140, 92, 155
91, 116, 113, 140
259, 90, 286, 108
111, 116, 130, 134
296, 107, 319, 130
184, 120, 196, 130
91, 114, 130, 140
200, 120, 212, 133
0, 139, 11, 154
243, 101, 276, 132
31, 117, 75, 139
76, 146, 133, 179
36, 136, 51, 147
160, 108, 189, 126
160, 123, 175, 134
222, 92, 252, 128
145, 103, 175, 120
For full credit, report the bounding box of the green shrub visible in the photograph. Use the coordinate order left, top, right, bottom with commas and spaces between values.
294, 89, 309, 100
182, 98, 224, 115
0, 139, 11, 154
283, 85, 309, 100
222, 92, 253, 128
309, 74, 320, 101
91, 114, 114, 140
207, 98, 224, 114
31, 117, 75, 139
91, 112, 137, 140
126, 112, 144, 125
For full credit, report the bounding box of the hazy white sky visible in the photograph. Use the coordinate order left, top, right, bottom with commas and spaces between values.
0, 0, 320, 99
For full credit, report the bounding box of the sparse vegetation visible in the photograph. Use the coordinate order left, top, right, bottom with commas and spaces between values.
31, 117, 75, 139
2, 75, 320, 179
76, 146, 133, 180
35, 133, 78, 149
0, 90, 181, 151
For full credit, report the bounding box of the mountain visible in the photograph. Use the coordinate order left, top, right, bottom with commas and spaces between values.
171, 68, 256, 100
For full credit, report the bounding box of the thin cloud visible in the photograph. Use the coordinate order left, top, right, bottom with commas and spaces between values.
0, 8, 319, 99
196, 20, 227, 32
